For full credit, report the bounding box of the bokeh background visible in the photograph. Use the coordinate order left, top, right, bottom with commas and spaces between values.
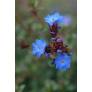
15, 0, 77, 92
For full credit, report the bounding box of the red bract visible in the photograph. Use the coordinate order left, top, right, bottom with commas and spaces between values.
49, 23, 59, 37
45, 37, 71, 56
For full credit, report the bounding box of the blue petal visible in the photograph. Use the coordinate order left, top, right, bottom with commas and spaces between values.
32, 39, 47, 58
54, 53, 71, 71
44, 12, 64, 26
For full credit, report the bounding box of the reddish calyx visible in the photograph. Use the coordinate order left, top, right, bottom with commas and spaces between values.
45, 38, 71, 55
49, 23, 59, 37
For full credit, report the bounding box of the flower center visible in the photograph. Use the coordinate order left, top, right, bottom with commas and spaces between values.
52, 18, 55, 21
61, 60, 64, 64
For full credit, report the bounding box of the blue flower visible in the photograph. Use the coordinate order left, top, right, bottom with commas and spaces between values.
54, 53, 71, 71
44, 12, 64, 26
32, 39, 47, 58
61, 16, 72, 26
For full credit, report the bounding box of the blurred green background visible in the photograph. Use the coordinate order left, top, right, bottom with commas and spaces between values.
15, 0, 77, 92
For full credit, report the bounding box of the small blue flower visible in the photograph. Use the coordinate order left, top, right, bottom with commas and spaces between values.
44, 12, 64, 26
54, 53, 71, 71
32, 39, 47, 58
61, 16, 72, 26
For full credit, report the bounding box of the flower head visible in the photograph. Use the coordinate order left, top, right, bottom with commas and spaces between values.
54, 53, 71, 71
32, 39, 47, 58
44, 12, 64, 26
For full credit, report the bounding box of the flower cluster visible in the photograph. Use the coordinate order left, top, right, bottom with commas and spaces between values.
32, 12, 71, 71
